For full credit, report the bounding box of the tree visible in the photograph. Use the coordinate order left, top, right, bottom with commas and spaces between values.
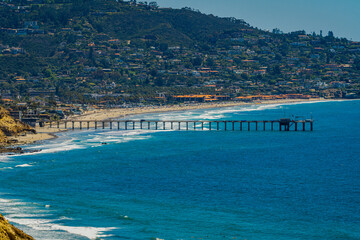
328, 31, 334, 38
44, 69, 53, 78
159, 43, 168, 52
206, 58, 214, 67
149, 2, 158, 9
271, 65, 281, 75
192, 57, 202, 67
272, 28, 282, 34
275, 54, 282, 61
154, 77, 164, 86
354, 58, 360, 70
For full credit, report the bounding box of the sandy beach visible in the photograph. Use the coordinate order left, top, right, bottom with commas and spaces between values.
10, 98, 326, 146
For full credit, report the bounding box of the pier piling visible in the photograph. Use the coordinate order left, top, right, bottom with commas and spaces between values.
53, 119, 313, 132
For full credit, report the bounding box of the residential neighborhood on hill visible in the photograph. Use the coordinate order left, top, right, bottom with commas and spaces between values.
0, 0, 359, 121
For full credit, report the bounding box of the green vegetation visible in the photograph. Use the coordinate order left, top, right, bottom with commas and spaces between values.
0, 0, 359, 105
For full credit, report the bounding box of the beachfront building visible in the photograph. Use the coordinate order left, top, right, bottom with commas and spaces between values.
172, 94, 230, 102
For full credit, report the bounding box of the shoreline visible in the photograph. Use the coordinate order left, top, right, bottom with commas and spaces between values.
6, 98, 340, 147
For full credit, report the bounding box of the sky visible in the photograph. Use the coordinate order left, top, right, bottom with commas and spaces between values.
154, 0, 360, 41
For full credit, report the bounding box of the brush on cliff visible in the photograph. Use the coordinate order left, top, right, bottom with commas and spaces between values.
0, 214, 34, 240
0, 106, 34, 145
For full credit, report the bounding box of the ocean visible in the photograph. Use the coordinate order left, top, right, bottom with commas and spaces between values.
0, 100, 359, 240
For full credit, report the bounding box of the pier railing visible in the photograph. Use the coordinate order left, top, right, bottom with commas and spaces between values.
43, 119, 314, 131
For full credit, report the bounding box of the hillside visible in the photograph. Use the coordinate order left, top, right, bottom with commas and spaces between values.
0, 0, 359, 105
0, 214, 34, 240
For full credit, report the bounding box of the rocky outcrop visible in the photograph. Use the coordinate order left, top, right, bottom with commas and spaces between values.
0, 106, 33, 145
0, 214, 34, 240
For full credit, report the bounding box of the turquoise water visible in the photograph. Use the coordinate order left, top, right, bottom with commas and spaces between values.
0, 100, 360, 240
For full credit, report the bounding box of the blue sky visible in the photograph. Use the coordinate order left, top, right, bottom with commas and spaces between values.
154, 0, 360, 41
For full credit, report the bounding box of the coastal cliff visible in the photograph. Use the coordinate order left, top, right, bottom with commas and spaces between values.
0, 214, 34, 240
0, 108, 35, 240
0, 106, 33, 145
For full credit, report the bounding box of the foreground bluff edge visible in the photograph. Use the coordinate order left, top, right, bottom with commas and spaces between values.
0, 214, 34, 240
0, 106, 33, 145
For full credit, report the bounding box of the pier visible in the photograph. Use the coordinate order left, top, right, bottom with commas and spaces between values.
44, 118, 314, 132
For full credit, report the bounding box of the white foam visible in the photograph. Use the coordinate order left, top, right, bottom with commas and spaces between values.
0, 199, 28, 206
8, 216, 117, 239
31, 141, 85, 154
7, 213, 51, 218
140, 104, 284, 121
52, 225, 117, 239
0, 167, 13, 170
1, 197, 118, 240
85, 130, 154, 145
58, 216, 75, 221
0, 198, 12, 203
8, 139, 86, 158
15, 164, 32, 168
6, 217, 53, 229
0, 156, 10, 162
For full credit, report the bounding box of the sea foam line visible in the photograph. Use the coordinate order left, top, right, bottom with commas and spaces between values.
6, 216, 117, 240
0, 197, 118, 240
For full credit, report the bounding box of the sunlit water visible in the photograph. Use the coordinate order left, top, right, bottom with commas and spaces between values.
0, 100, 359, 240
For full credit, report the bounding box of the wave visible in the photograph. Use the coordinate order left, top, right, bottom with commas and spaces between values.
0, 167, 13, 171
6, 216, 117, 239
7, 130, 156, 160
0, 156, 10, 162
50, 225, 117, 239
84, 130, 154, 146
6, 138, 86, 159
136, 104, 285, 121
15, 164, 32, 168
0, 197, 117, 240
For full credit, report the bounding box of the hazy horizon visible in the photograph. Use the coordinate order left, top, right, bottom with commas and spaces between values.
155, 0, 360, 41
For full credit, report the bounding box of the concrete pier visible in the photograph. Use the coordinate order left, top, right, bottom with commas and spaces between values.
45, 118, 314, 132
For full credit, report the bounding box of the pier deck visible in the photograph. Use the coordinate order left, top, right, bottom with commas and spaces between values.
44, 119, 314, 131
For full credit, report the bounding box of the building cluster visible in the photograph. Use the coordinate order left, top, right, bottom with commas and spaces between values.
0, 0, 359, 109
